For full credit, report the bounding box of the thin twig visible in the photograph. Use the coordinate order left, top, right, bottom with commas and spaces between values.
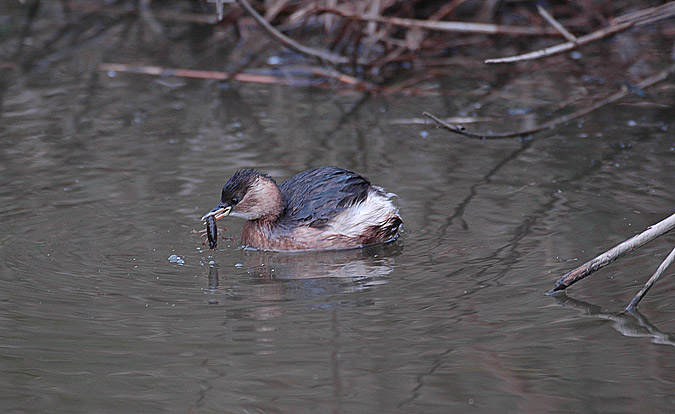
547, 213, 675, 295
206, 0, 233, 21
485, 19, 634, 63
536, 5, 577, 43
99, 63, 288, 84
98, 62, 381, 91
486, 2, 675, 63
625, 246, 675, 311
423, 64, 675, 139
98, 63, 460, 95
615, 2, 675, 26
423, 112, 488, 138
391, 116, 486, 125
318, 8, 559, 36
306, 66, 378, 89
234, 0, 358, 65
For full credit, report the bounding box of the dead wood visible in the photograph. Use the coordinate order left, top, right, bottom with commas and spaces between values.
99, 62, 290, 84
547, 213, 675, 295
317, 8, 559, 36
423, 64, 675, 140
486, 2, 675, 64
625, 247, 675, 311
234, 0, 359, 65
97, 62, 383, 91
536, 5, 577, 43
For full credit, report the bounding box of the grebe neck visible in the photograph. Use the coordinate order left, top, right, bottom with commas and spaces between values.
233, 175, 283, 221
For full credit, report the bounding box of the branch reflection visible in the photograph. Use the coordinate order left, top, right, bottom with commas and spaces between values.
553, 293, 675, 347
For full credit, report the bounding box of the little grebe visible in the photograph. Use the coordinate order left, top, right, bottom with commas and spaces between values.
202, 167, 402, 251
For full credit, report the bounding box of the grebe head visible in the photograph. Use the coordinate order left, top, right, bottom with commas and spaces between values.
202, 169, 282, 222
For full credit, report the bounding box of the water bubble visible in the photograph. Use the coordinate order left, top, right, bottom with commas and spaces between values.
267, 56, 281, 65
168, 254, 184, 265
507, 107, 530, 115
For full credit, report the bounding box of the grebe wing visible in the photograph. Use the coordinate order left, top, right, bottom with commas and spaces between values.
278, 167, 370, 227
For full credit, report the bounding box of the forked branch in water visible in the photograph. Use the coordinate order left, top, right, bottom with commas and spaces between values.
625, 247, 675, 311
547, 213, 675, 295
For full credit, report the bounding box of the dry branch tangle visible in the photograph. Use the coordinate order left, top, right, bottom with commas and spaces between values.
486, 2, 675, 63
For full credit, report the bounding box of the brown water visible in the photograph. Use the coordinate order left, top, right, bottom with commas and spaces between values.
2, 4, 675, 413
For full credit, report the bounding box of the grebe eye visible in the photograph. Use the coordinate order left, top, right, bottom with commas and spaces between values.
231, 197, 239, 205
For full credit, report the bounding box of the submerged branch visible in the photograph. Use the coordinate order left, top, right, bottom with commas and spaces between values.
423, 64, 675, 139
547, 213, 675, 295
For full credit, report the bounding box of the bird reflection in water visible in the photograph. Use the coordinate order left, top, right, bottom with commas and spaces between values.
201, 243, 402, 310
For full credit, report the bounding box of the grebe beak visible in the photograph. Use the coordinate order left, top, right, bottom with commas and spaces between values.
201, 205, 232, 221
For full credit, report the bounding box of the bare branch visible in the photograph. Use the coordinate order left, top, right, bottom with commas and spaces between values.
485, 20, 634, 64
235, 0, 356, 65
98, 63, 380, 90
486, 2, 675, 64
536, 5, 577, 43
317, 8, 559, 36
424, 64, 674, 139
100, 62, 281, 83
547, 213, 675, 294
625, 247, 675, 311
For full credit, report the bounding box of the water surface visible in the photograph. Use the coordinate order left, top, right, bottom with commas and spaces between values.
1, 5, 674, 413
